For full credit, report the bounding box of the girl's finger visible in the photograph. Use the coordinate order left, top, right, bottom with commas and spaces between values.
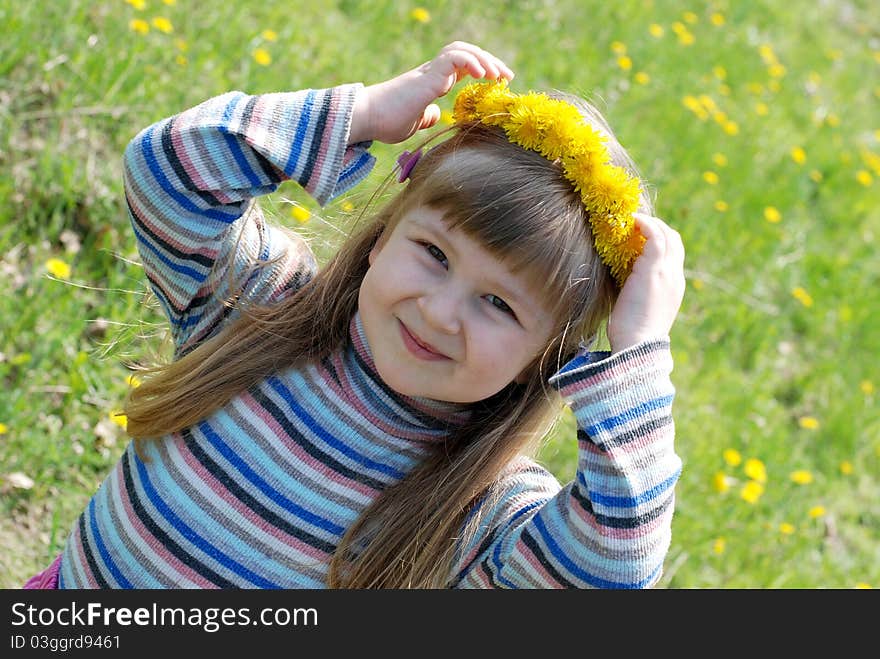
632, 213, 667, 260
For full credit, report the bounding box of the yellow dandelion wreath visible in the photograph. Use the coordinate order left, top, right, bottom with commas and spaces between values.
452, 81, 645, 286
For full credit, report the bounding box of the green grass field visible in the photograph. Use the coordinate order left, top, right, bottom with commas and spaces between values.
1, 0, 877, 588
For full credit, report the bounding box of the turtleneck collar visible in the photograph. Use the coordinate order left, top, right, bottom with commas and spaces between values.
333, 310, 472, 442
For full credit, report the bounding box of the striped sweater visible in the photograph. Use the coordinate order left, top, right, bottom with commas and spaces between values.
58, 83, 682, 589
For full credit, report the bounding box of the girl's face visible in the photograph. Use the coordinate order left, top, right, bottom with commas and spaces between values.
358, 205, 554, 403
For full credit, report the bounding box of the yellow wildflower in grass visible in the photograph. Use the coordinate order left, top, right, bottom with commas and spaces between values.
677, 31, 695, 46
712, 537, 726, 554
723, 448, 742, 467
856, 170, 873, 186
253, 48, 272, 66
682, 95, 708, 120
45, 258, 71, 279
779, 522, 795, 535
176, 55, 187, 67
611, 41, 627, 54
855, 583, 873, 589
826, 113, 840, 127
798, 416, 820, 430
125, 374, 142, 388
410, 7, 431, 23
672, 21, 686, 34
290, 205, 311, 223
691, 278, 704, 290
712, 66, 727, 81
758, 44, 777, 65
790, 470, 813, 485
825, 48, 842, 61
740, 480, 765, 504
747, 82, 765, 95
791, 287, 813, 307
261, 29, 278, 42
129, 18, 149, 34
682, 11, 698, 24
163, 0, 176, 5
175, 38, 188, 52
790, 147, 806, 164
634, 72, 650, 85
860, 380, 874, 395
702, 171, 719, 185
151, 17, 173, 33
744, 458, 767, 483
110, 411, 128, 430
755, 102, 769, 116
722, 121, 739, 135
714, 200, 729, 212
719, 84, 731, 96
649, 24, 664, 38
710, 13, 725, 26
808, 505, 826, 518
341, 200, 355, 213
712, 153, 728, 167
0, 423, 7, 435
712, 471, 731, 494
617, 56, 632, 71
809, 169, 823, 182
840, 461, 854, 475
767, 79, 781, 93
125, 0, 146, 9
764, 206, 781, 223
768, 63, 786, 79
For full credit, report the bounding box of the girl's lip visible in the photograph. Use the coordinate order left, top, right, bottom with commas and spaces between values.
398, 320, 449, 361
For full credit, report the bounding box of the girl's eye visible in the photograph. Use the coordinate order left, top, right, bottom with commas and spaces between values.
486, 294, 514, 316
425, 243, 448, 267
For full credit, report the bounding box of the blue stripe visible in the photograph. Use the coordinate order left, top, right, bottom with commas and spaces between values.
131, 218, 204, 281
267, 376, 406, 479
284, 90, 315, 174
133, 453, 279, 588
139, 124, 240, 223
586, 394, 674, 435
491, 500, 543, 588
217, 95, 263, 189
585, 467, 681, 508
87, 499, 133, 588
197, 418, 345, 536
532, 514, 659, 589
339, 151, 372, 184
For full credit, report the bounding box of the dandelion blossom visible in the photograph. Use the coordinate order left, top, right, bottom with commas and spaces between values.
617, 56, 632, 71
290, 205, 311, 223
649, 24, 664, 38
808, 505, 826, 518
261, 29, 278, 42
856, 170, 873, 186
840, 461, 854, 475
791, 287, 814, 307
109, 411, 128, 430
791, 147, 806, 164
712, 537, 726, 554
764, 206, 781, 223
129, 19, 149, 34
45, 258, 71, 279
0, 422, 7, 435
744, 458, 767, 483
714, 200, 729, 212
710, 13, 725, 26
723, 448, 742, 467
798, 416, 820, 430
703, 171, 719, 185
634, 72, 650, 85
712, 471, 731, 493
740, 480, 764, 504
790, 470, 813, 485
860, 380, 874, 395
253, 48, 272, 66
410, 7, 431, 23
779, 522, 795, 535
151, 17, 173, 33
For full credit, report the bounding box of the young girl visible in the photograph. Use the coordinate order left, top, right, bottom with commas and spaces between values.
27, 41, 685, 589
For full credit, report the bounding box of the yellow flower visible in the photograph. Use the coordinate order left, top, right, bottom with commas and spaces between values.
768, 63, 786, 79
617, 56, 632, 71
856, 170, 873, 186
839, 461, 854, 475
764, 206, 781, 223
0, 422, 7, 435
826, 113, 840, 127
290, 205, 311, 223
151, 17, 173, 33
691, 278, 704, 290
125, 374, 142, 388
809, 170, 823, 182
714, 200, 729, 212
175, 38, 188, 52
755, 102, 769, 116
129, 18, 149, 34
712, 153, 728, 167
712, 471, 732, 493
261, 29, 278, 42
410, 7, 431, 23
677, 31, 695, 46
45, 258, 71, 279
791, 286, 813, 307
611, 41, 627, 54
648, 24, 664, 38
808, 505, 826, 518
723, 448, 742, 467
253, 48, 272, 66
109, 411, 128, 430
702, 171, 719, 185
790, 470, 813, 485
440, 110, 454, 125
176, 55, 187, 67
710, 13, 725, 26
740, 480, 765, 504
162, 0, 176, 5
634, 72, 650, 85
125, 0, 146, 9
860, 380, 874, 395
790, 146, 806, 164
682, 11, 698, 24
712, 66, 727, 81
779, 522, 795, 535
798, 416, 820, 430
340, 200, 355, 213
744, 458, 767, 483
758, 44, 777, 64
722, 121, 739, 135
854, 583, 873, 589
712, 537, 726, 554
768, 79, 781, 93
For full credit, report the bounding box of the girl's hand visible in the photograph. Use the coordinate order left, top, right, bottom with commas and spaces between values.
349, 42, 514, 145
607, 213, 686, 353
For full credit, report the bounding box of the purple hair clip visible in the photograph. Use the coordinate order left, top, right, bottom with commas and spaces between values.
396, 148, 422, 182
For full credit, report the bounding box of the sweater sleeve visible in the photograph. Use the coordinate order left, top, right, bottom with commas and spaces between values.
450, 339, 681, 589
123, 84, 375, 353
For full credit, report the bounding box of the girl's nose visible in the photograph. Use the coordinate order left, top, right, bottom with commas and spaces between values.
417, 287, 462, 334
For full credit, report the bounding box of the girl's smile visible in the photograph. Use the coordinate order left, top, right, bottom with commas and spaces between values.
358, 205, 554, 404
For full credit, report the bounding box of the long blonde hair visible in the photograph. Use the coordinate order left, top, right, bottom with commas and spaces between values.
124, 93, 653, 588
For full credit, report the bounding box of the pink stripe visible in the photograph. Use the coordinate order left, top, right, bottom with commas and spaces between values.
303, 94, 341, 193
70, 517, 101, 588
511, 538, 560, 587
